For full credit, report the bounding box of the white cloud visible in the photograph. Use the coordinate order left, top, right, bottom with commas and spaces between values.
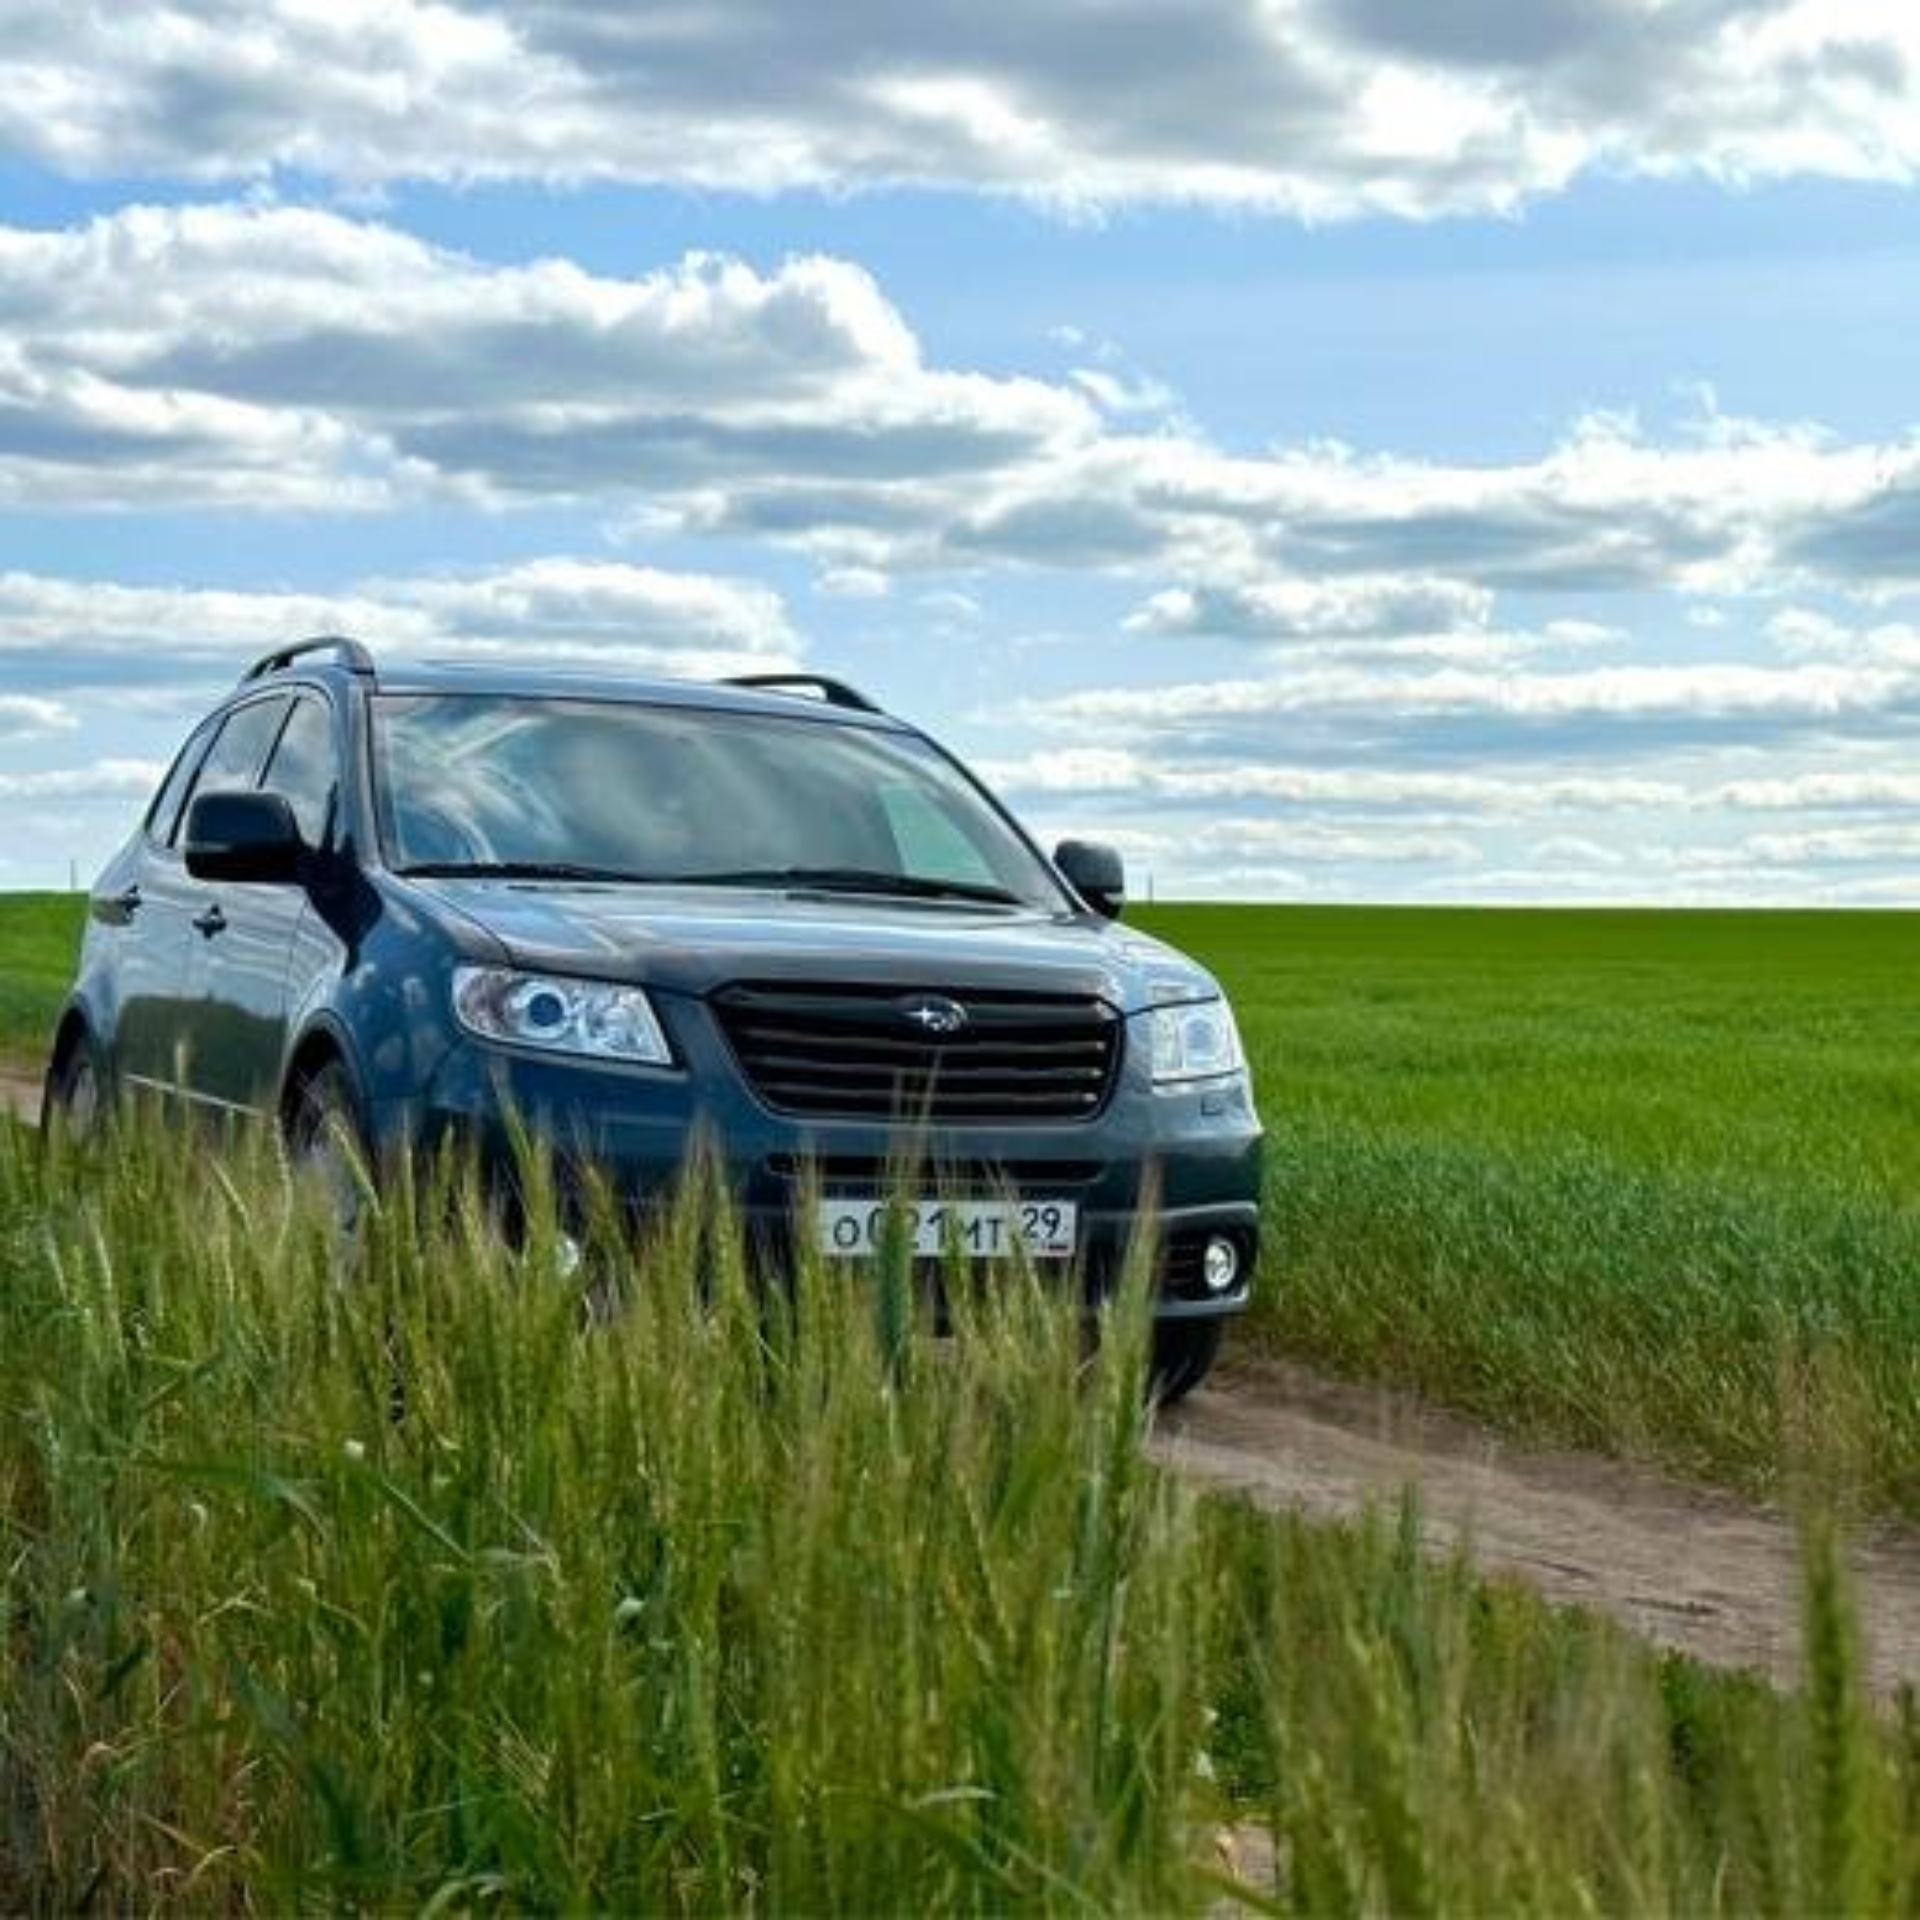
0, 205, 1091, 511
917, 588, 982, 625
1712, 770, 1920, 811
380, 561, 795, 665
1767, 608, 1920, 669
991, 648, 1920, 904
700, 405, 1920, 599
0, 351, 420, 510
1125, 575, 1492, 641
979, 747, 1691, 815
6, 204, 1920, 616
1528, 833, 1629, 871
1, 3, 1917, 217
0, 560, 799, 692
0, 758, 165, 799
1736, 822, 1920, 866
1031, 656, 1920, 750
1017, 799, 1920, 904
814, 567, 891, 600
1180, 816, 1479, 865
0, 693, 75, 738
1540, 618, 1622, 649
1066, 366, 1178, 419
1767, 606, 1853, 652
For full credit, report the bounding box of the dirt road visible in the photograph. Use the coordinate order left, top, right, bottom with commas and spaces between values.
4, 1068, 1913, 1691
1158, 1354, 1920, 1694
0, 1069, 39, 1128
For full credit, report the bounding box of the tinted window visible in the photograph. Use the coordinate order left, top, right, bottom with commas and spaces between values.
261, 695, 338, 846
372, 695, 1066, 908
144, 718, 218, 847
173, 696, 290, 844
879, 782, 1000, 888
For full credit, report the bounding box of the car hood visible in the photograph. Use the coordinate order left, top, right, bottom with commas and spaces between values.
410, 877, 1219, 1014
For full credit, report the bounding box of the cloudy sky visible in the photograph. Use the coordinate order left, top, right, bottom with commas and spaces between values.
3, 1, 1919, 902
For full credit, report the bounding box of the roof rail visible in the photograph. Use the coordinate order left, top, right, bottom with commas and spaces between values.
724, 672, 881, 713
240, 635, 376, 684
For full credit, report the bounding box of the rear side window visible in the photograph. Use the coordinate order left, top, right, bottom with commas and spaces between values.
144, 717, 218, 848
261, 695, 338, 847
169, 696, 291, 845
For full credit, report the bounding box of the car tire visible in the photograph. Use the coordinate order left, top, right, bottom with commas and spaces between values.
286, 1059, 373, 1256
45, 1028, 107, 1139
1149, 1319, 1223, 1404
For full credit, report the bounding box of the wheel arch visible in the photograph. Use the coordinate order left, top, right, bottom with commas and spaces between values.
44, 995, 106, 1094
47, 1000, 92, 1074
41, 997, 112, 1125
278, 1016, 368, 1133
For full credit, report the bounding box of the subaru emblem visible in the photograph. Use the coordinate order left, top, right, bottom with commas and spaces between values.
901, 994, 968, 1036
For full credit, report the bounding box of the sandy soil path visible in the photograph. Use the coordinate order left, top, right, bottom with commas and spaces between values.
1158, 1353, 1920, 1694
4, 1065, 1912, 1691
0, 1067, 40, 1128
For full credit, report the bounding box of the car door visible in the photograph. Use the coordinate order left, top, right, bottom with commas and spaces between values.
162, 693, 292, 1112
106, 715, 219, 1097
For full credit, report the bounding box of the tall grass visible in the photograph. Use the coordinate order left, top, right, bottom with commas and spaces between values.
1206, 1498, 1920, 1914
0, 1115, 1200, 1910
5, 1108, 1920, 1911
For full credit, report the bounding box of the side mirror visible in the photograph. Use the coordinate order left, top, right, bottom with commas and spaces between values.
1054, 838, 1126, 920
184, 790, 305, 883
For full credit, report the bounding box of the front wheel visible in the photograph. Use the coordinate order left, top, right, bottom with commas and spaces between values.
1149, 1318, 1224, 1404
286, 1060, 374, 1258
44, 1030, 107, 1139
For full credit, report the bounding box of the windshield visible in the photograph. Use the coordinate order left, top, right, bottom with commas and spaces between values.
371, 694, 1069, 910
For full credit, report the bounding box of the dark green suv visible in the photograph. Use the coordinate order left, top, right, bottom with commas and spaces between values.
45, 640, 1262, 1396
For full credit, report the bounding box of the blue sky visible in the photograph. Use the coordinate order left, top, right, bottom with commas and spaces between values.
2, 2, 1919, 901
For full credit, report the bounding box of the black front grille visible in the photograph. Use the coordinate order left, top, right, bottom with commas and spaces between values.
714, 982, 1121, 1124
764, 1154, 1105, 1192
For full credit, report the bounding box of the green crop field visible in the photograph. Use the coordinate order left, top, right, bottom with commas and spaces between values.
0, 891, 84, 1065
2, 893, 1915, 1509
3, 1115, 1916, 1909
1130, 905, 1920, 1514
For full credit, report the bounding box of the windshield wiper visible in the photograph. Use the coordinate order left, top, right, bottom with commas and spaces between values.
395, 860, 664, 884
678, 866, 1027, 906
399, 860, 1031, 906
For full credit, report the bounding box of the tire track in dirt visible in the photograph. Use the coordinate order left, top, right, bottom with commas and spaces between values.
1158, 1354, 1920, 1695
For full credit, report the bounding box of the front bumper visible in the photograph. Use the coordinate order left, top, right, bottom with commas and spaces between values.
371, 1033, 1264, 1324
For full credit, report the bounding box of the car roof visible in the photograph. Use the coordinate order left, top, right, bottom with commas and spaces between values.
237, 655, 911, 731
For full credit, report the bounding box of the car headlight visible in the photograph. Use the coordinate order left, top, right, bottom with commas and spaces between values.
1144, 995, 1246, 1087
452, 966, 672, 1065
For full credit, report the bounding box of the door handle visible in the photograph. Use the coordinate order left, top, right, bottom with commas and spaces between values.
192, 904, 228, 938
93, 884, 142, 925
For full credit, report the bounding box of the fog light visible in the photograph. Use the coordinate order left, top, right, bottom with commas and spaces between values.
1202, 1236, 1240, 1294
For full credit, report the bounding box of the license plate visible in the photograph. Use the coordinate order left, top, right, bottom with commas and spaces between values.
816, 1197, 1079, 1261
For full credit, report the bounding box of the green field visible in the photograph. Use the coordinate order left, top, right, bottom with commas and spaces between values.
0, 891, 84, 1064
3, 1116, 1915, 1909
3, 894, 1916, 1509
1131, 905, 1920, 1513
